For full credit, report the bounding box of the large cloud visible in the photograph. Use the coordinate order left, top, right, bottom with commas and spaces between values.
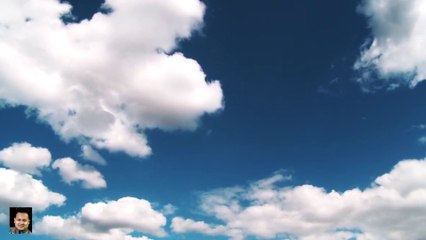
354, 0, 426, 91
36, 197, 166, 240
172, 159, 426, 240
0, 168, 65, 211
52, 157, 107, 189
0, 0, 223, 157
0, 142, 51, 175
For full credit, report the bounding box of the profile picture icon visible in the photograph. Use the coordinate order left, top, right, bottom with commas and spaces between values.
9, 207, 32, 234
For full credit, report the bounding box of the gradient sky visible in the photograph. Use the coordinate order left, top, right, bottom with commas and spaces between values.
1, 0, 426, 240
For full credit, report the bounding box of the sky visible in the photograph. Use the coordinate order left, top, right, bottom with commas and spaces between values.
1, 0, 426, 239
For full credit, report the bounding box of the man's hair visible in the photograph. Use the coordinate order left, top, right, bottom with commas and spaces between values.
14, 210, 29, 218
10, 207, 32, 221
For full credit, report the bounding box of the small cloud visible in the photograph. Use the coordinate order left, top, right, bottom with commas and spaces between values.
161, 204, 177, 215
172, 217, 227, 236
317, 78, 342, 96
52, 158, 106, 189
81, 145, 106, 165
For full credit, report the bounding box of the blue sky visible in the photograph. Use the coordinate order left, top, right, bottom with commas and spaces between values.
1, 0, 426, 239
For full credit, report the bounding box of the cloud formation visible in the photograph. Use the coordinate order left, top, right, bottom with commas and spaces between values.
0, 0, 223, 157
0, 168, 65, 211
172, 159, 426, 240
355, 0, 426, 91
0, 142, 51, 175
36, 197, 167, 240
52, 157, 107, 189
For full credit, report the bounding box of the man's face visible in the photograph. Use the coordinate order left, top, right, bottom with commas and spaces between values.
14, 212, 30, 231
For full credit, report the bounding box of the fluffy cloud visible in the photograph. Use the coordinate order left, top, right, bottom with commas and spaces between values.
172, 159, 426, 240
52, 157, 106, 189
0, 142, 51, 175
0, 0, 223, 157
354, 0, 426, 91
0, 168, 65, 211
81, 145, 106, 165
36, 197, 166, 240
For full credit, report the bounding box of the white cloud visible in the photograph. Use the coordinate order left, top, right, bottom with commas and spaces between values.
36, 197, 166, 240
0, 168, 65, 211
0, 0, 223, 158
374, 159, 426, 196
0, 142, 51, 175
81, 145, 106, 165
172, 159, 426, 240
52, 157, 106, 189
354, 0, 426, 91
172, 217, 227, 235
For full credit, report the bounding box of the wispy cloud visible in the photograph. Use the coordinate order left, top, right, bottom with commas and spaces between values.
418, 136, 426, 144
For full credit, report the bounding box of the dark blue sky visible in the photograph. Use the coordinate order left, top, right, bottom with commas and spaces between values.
145, 0, 426, 193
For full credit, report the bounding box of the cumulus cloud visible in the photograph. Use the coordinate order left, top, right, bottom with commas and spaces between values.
354, 0, 426, 91
52, 157, 106, 189
81, 145, 106, 165
0, 168, 65, 211
0, 0, 223, 158
172, 159, 426, 240
36, 197, 166, 240
0, 142, 51, 175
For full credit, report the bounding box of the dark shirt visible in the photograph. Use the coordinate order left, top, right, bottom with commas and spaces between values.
10, 227, 31, 234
